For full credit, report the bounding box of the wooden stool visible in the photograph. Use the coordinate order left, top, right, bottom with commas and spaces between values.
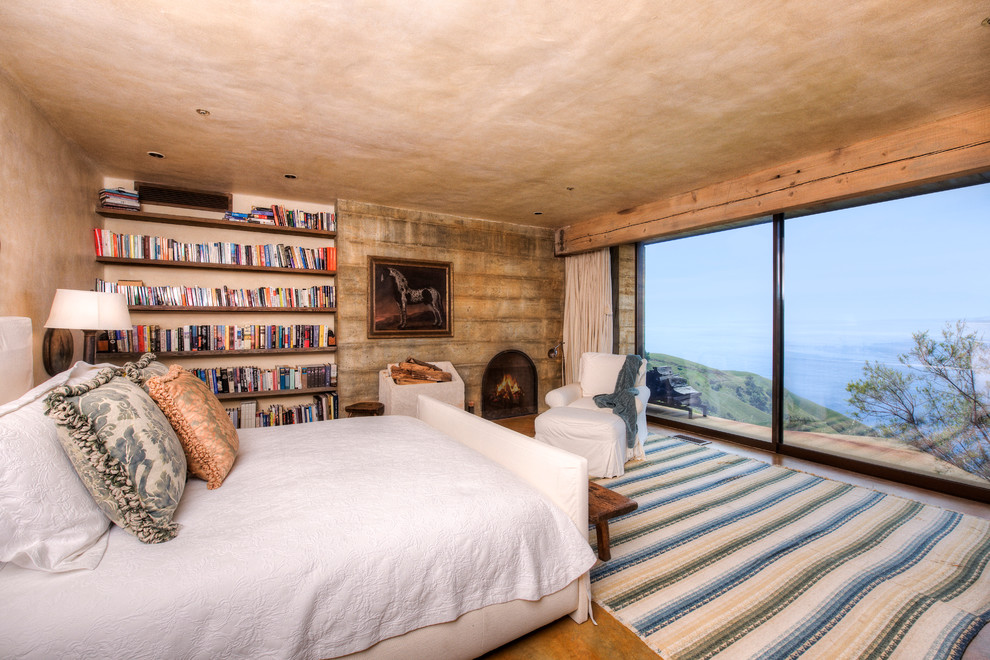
588, 482, 638, 561
344, 401, 385, 417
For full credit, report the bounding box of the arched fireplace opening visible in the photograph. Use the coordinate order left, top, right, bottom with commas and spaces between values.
481, 350, 538, 420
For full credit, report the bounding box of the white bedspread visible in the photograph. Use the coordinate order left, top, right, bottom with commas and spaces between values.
0, 416, 595, 659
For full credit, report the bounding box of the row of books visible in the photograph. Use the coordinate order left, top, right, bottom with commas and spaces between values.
223, 206, 336, 232
96, 190, 335, 234
99, 188, 140, 210
226, 393, 339, 429
95, 279, 335, 309
93, 228, 337, 271
97, 324, 336, 354
189, 363, 337, 395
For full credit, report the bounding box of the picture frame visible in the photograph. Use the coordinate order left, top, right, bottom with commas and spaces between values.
368, 256, 452, 338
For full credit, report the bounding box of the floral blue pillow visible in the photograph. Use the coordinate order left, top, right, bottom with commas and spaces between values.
122, 352, 169, 389
44, 367, 186, 543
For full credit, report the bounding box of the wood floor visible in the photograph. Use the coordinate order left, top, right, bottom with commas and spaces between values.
486, 415, 990, 660
479, 602, 658, 660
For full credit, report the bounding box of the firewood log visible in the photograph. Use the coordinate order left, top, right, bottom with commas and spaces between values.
390, 366, 452, 382
404, 357, 441, 371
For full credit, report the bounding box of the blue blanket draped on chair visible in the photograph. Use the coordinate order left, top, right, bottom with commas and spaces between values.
593, 354, 643, 449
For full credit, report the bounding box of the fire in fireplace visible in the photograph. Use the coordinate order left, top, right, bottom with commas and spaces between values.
482, 350, 537, 420
493, 373, 523, 404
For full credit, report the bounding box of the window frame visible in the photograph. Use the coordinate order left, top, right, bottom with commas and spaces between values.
638, 176, 990, 504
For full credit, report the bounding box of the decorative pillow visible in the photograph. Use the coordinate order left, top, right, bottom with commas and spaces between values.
579, 352, 646, 396
44, 369, 187, 544
0, 363, 112, 572
146, 365, 238, 489
122, 352, 169, 389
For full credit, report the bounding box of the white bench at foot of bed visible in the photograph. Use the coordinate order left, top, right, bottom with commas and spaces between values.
415, 395, 590, 622
334, 396, 595, 660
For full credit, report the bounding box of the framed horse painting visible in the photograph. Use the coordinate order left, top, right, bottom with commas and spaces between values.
368, 256, 453, 338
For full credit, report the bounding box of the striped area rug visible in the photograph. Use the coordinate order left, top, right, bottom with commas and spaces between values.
590, 435, 990, 660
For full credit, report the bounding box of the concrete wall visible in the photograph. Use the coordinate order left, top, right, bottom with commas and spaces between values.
0, 69, 102, 382
613, 244, 637, 355
336, 200, 564, 414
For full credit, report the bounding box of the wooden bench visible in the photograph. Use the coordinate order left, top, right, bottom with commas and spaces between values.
588, 482, 638, 561
344, 401, 385, 417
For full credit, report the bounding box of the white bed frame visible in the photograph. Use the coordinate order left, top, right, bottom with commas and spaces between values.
341, 395, 592, 659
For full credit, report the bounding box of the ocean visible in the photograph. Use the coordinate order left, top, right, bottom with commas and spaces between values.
647, 318, 990, 420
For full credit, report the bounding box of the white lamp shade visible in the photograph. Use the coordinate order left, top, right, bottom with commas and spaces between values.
44, 289, 132, 330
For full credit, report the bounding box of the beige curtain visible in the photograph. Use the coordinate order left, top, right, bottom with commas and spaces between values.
563, 248, 612, 383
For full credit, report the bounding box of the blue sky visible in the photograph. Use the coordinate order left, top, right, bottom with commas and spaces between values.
643, 181, 990, 385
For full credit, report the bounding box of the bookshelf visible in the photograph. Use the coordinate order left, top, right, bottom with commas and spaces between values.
95, 207, 336, 239
95, 256, 335, 275
121, 306, 337, 313
94, 192, 339, 427
97, 347, 338, 359
215, 387, 334, 401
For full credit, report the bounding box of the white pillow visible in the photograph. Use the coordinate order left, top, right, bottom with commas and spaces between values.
579, 352, 646, 396
0, 363, 114, 572
579, 353, 619, 396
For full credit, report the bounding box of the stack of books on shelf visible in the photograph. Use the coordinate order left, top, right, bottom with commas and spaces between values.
187, 363, 337, 395
223, 208, 278, 225
97, 324, 336, 353
99, 188, 140, 210
92, 228, 336, 271
96, 279, 335, 309
225, 392, 339, 429
222, 206, 336, 232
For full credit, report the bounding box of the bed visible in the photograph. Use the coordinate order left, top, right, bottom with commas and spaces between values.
0, 361, 595, 659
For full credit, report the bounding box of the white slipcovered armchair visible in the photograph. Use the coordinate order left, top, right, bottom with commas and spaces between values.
537, 352, 649, 477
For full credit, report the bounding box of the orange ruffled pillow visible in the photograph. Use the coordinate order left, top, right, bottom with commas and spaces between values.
146, 365, 239, 489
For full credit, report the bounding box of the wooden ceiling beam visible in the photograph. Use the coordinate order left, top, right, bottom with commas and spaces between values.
555, 106, 990, 256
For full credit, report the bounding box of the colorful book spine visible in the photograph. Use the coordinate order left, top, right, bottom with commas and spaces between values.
185, 364, 336, 395
98, 324, 335, 353
224, 393, 337, 429
221, 206, 336, 232
92, 228, 334, 271
95, 279, 335, 309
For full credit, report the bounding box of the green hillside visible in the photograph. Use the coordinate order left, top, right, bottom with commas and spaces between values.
646, 352, 874, 436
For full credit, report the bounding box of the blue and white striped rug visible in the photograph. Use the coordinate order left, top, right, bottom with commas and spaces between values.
591, 435, 990, 659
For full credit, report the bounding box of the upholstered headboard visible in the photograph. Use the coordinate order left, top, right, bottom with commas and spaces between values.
0, 317, 33, 405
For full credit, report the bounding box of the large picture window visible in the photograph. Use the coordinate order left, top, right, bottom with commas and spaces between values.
642, 181, 990, 500
643, 222, 773, 445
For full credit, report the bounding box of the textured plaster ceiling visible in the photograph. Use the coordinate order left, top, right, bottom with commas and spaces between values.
1, 1, 988, 228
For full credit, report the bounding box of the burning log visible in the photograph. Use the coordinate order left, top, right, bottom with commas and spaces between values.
492, 373, 523, 402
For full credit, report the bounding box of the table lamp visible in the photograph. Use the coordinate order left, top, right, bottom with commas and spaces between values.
43, 289, 132, 375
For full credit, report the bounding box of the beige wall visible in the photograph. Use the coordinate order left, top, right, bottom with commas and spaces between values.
336, 200, 564, 414
0, 69, 102, 382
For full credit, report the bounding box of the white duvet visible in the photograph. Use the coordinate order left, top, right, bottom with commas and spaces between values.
0, 416, 595, 659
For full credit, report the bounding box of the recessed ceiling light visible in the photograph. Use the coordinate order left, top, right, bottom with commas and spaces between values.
196, 108, 210, 116
284, 173, 297, 179
147, 151, 165, 159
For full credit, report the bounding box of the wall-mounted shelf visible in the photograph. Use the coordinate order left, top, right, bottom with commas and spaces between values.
214, 386, 337, 401
96, 207, 336, 239
97, 346, 337, 359
97, 256, 334, 275
95, 191, 340, 426
125, 305, 336, 313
